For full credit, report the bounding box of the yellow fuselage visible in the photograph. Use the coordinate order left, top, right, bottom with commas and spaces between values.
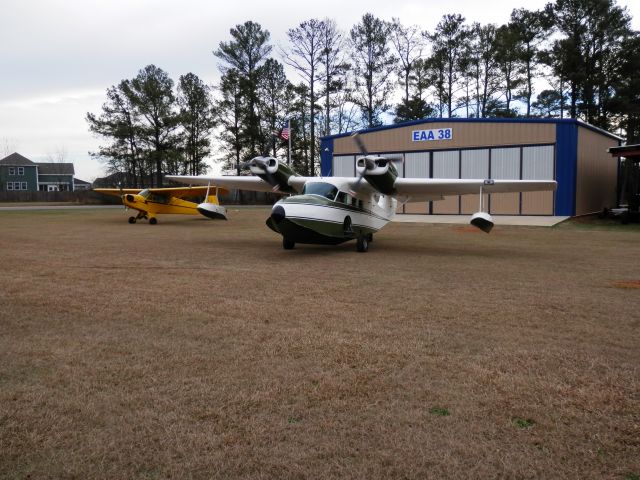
123, 193, 201, 217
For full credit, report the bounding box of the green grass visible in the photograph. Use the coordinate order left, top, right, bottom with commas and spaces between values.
512, 417, 535, 429
429, 407, 450, 417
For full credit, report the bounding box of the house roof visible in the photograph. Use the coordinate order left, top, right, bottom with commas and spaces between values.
74, 178, 92, 185
0, 152, 36, 166
37, 162, 75, 175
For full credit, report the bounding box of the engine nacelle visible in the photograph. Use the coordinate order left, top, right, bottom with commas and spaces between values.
197, 202, 228, 220
248, 156, 297, 193
356, 156, 398, 195
470, 211, 494, 233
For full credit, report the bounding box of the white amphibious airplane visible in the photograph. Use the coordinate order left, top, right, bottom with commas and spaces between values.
167, 135, 556, 252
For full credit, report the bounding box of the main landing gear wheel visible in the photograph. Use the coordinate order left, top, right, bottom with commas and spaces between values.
283, 238, 295, 250
149, 217, 158, 225
356, 235, 369, 253
343, 216, 353, 236
128, 216, 136, 224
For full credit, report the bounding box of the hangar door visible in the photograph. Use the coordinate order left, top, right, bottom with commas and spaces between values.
521, 145, 554, 215
331, 144, 555, 215
333, 155, 355, 177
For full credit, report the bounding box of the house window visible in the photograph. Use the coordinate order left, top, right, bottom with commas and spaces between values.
7, 182, 13, 190
21, 182, 27, 190
8, 167, 15, 175
18, 167, 24, 175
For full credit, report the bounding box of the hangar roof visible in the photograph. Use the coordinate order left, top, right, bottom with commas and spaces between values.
322, 118, 622, 142
608, 144, 640, 158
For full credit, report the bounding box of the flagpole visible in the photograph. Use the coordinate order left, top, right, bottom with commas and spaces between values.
287, 119, 291, 165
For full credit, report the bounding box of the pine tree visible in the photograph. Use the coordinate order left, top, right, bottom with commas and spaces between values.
350, 13, 397, 127
176, 73, 215, 176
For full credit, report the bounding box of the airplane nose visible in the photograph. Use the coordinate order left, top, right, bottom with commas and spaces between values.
125, 194, 135, 202
271, 205, 285, 224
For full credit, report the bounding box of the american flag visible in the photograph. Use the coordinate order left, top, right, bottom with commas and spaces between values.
280, 125, 290, 140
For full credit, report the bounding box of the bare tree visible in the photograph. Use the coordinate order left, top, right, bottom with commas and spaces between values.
281, 18, 325, 175
390, 18, 424, 108
1, 138, 18, 158
318, 18, 348, 137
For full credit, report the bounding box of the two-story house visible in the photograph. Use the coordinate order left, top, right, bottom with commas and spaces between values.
0, 152, 76, 192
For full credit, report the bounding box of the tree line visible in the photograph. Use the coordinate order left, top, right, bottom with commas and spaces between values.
88, 0, 640, 187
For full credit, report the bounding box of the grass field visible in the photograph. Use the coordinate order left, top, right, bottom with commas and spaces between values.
0, 208, 638, 479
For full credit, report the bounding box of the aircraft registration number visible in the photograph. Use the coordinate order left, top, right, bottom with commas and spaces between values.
411, 128, 453, 142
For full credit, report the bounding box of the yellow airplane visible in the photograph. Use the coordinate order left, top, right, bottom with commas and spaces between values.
94, 186, 228, 224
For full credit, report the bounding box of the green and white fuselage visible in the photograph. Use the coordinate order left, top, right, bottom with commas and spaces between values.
266, 178, 396, 245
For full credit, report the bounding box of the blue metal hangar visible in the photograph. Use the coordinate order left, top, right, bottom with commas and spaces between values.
319, 118, 622, 216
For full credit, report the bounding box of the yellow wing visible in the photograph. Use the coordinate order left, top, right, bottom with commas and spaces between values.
93, 188, 141, 197
148, 186, 230, 199
93, 186, 229, 199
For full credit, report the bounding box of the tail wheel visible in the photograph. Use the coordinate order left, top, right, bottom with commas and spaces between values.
149, 217, 158, 225
356, 235, 369, 253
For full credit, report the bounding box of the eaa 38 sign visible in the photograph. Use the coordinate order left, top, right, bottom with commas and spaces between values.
411, 128, 453, 142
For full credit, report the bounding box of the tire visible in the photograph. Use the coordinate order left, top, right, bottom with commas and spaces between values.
128, 216, 136, 224
283, 237, 295, 250
356, 235, 369, 253
149, 217, 158, 225
366, 233, 373, 242
343, 216, 353, 235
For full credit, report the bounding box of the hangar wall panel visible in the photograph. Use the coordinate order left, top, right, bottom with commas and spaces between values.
461, 149, 489, 214
333, 155, 354, 177
490, 147, 521, 214
332, 122, 556, 154
403, 152, 429, 214
521, 145, 554, 214
521, 192, 554, 214
404, 152, 430, 178
575, 127, 618, 215
432, 150, 459, 214
522, 145, 554, 180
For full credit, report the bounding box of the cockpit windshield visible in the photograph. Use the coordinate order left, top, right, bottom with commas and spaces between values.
302, 182, 338, 200
138, 189, 151, 199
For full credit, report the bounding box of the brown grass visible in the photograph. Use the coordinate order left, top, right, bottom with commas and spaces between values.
0, 208, 639, 479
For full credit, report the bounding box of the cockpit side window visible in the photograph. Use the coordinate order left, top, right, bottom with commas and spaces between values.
148, 193, 168, 204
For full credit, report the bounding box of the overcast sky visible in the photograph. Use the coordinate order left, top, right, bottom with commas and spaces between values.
1, 0, 638, 181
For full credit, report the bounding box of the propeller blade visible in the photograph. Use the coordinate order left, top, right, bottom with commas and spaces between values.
351, 132, 368, 155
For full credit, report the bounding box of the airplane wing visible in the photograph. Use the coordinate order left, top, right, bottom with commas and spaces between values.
146, 186, 230, 199
392, 178, 557, 201
93, 188, 140, 197
166, 175, 308, 194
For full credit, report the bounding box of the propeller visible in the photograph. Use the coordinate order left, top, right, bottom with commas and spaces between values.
118, 182, 127, 210
241, 156, 276, 186
351, 133, 372, 189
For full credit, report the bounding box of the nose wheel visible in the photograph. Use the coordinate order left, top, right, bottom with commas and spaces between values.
356, 235, 369, 252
